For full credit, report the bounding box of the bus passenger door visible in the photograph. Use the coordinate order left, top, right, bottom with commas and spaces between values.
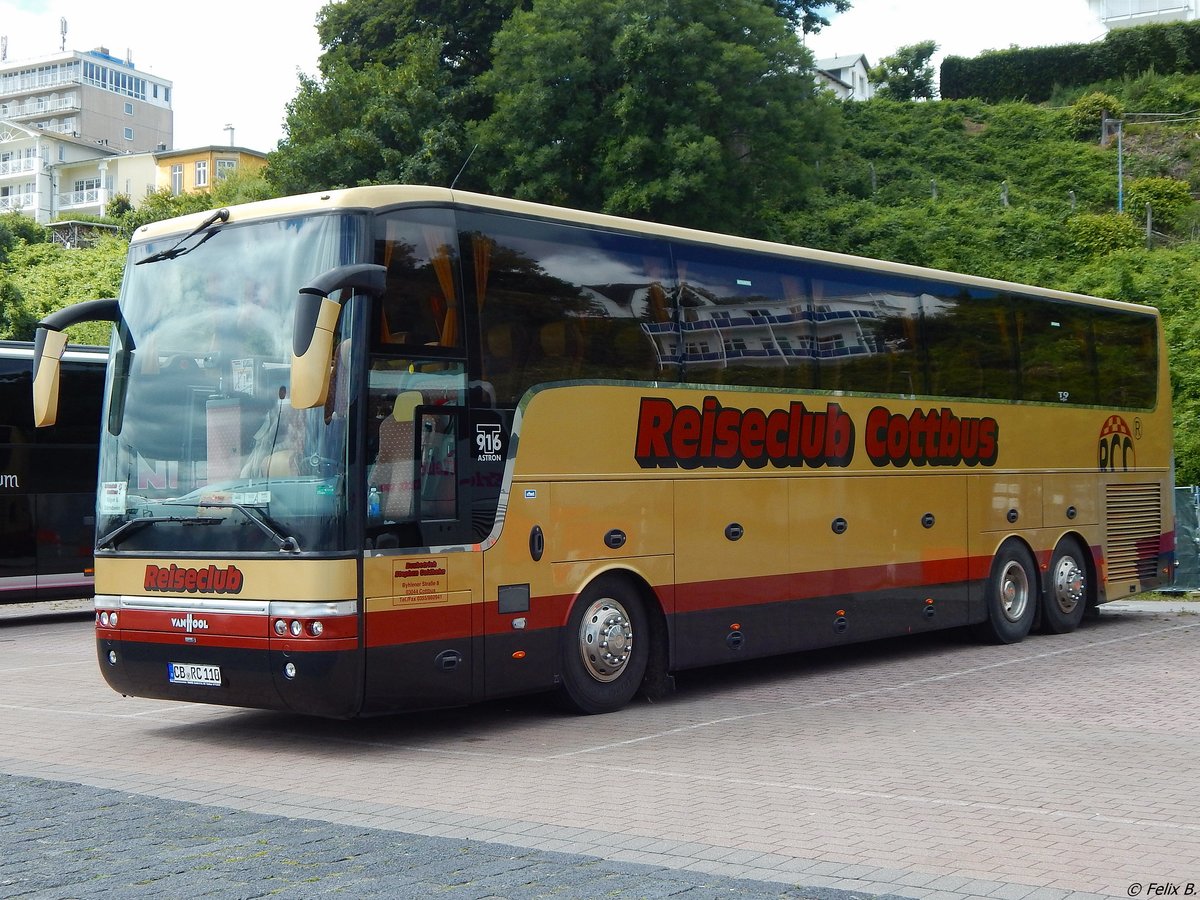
360, 366, 483, 712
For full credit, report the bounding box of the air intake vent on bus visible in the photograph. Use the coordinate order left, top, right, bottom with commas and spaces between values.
1105, 483, 1162, 582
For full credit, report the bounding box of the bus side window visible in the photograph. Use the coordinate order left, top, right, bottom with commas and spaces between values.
418, 410, 457, 519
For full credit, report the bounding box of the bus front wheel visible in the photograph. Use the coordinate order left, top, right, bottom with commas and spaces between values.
1041, 537, 1089, 634
975, 541, 1038, 644
559, 577, 649, 714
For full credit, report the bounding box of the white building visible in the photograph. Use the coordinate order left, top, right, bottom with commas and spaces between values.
0, 47, 172, 154
0, 119, 157, 222
1088, 0, 1197, 28
814, 55, 876, 101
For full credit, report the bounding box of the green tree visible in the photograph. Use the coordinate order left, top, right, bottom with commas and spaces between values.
269, 36, 470, 194
474, 0, 838, 236
269, 0, 522, 195
1068, 91, 1123, 141
768, 0, 851, 33
870, 41, 938, 101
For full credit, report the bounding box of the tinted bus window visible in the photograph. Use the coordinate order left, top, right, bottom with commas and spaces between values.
1016, 297, 1098, 405
673, 245, 817, 390
461, 212, 671, 406
923, 287, 1019, 401
1093, 310, 1158, 409
375, 209, 464, 353
809, 267, 924, 397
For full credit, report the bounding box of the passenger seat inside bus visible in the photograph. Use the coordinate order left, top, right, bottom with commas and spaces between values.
372, 391, 422, 521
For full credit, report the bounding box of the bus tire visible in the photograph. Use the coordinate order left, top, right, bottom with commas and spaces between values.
1041, 537, 1089, 634
975, 541, 1038, 644
559, 576, 649, 715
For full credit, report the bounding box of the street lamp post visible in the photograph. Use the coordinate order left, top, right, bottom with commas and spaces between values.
1104, 117, 1124, 213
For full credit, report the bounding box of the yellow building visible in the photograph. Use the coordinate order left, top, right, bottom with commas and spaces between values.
153, 145, 267, 195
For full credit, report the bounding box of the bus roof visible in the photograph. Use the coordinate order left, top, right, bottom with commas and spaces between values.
130, 185, 1157, 317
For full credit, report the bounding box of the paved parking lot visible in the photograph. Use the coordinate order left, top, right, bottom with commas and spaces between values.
1, 601, 1198, 899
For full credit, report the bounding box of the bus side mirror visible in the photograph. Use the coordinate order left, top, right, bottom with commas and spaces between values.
32, 327, 68, 427
291, 264, 387, 409
33, 297, 120, 427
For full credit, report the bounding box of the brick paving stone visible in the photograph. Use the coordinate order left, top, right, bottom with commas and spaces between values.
5, 608, 1200, 898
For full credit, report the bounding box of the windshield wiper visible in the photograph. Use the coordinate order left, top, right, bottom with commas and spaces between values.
191, 500, 301, 553
135, 208, 230, 266
97, 515, 222, 550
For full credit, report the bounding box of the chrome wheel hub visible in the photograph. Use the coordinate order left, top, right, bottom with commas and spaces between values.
999, 560, 1030, 623
578, 598, 633, 683
1053, 555, 1085, 615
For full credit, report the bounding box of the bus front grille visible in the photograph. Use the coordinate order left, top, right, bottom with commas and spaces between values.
1105, 483, 1162, 583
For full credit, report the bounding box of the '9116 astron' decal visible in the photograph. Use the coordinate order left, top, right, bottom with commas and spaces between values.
633, 396, 999, 470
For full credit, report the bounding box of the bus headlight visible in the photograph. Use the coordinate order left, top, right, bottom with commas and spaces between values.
309, 621, 324, 637
274, 619, 287, 636
284, 662, 297, 679
290, 620, 302, 636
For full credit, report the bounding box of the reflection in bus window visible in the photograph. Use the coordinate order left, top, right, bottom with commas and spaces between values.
461, 212, 669, 406
1094, 311, 1157, 408
812, 272, 923, 396
1016, 298, 1097, 405
674, 245, 817, 390
924, 289, 1018, 401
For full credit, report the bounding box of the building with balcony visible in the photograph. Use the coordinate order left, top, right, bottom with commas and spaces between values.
2, 118, 268, 223
1088, 0, 1197, 28
0, 46, 172, 153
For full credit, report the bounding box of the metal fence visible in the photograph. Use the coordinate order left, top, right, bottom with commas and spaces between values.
1170, 486, 1200, 592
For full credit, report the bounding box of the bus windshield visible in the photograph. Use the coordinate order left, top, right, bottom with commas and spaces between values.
96, 212, 361, 555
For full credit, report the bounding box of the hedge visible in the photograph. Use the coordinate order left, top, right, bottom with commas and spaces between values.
941, 20, 1200, 102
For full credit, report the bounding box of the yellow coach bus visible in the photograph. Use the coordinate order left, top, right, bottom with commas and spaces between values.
33, 187, 1172, 717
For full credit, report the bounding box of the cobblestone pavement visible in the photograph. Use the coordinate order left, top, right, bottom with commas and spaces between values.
2, 600, 1198, 899
2, 774, 873, 899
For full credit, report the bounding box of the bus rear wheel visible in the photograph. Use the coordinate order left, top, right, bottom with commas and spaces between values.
559, 577, 649, 715
975, 541, 1038, 644
1041, 537, 1089, 634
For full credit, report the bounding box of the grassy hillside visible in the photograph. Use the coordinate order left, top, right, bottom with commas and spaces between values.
783, 88, 1200, 483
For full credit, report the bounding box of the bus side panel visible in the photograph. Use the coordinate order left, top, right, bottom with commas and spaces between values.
361, 551, 480, 712
0, 493, 36, 602
673, 473, 974, 670
796, 473, 973, 650
673, 477, 794, 665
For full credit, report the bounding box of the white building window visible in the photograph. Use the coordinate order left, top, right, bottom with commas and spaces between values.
215, 159, 237, 180
124, 101, 134, 115
124, 127, 134, 140
195, 160, 208, 188
171, 164, 183, 195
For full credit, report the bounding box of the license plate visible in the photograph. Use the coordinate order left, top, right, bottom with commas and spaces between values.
168, 662, 222, 686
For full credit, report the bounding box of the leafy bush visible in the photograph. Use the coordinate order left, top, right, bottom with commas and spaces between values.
1125, 176, 1195, 231
1066, 212, 1143, 256
1069, 92, 1124, 141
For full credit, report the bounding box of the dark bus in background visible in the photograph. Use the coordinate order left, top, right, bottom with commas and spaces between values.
0, 340, 104, 603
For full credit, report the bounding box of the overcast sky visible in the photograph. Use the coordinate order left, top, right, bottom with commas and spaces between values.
3, 0, 1107, 154
2, 0, 328, 151
807, 0, 1106, 74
